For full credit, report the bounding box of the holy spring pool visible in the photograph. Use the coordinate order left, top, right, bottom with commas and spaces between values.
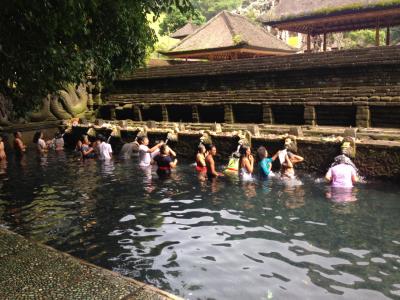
0, 151, 399, 299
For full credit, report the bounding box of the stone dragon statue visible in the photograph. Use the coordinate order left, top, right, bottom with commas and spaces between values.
29, 83, 89, 122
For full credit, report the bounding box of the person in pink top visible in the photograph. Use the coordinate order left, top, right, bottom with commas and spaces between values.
325, 155, 358, 188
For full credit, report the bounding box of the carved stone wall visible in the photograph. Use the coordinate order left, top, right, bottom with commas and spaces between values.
106, 46, 400, 129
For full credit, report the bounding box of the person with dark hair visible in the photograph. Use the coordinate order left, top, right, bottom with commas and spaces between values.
14, 132, 26, 157
137, 136, 163, 167
195, 144, 207, 173
257, 146, 280, 178
52, 131, 65, 151
205, 145, 223, 179
239, 145, 254, 181
98, 134, 112, 160
281, 151, 304, 179
153, 144, 177, 178
33, 131, 48, 154
81, 135, 96, 159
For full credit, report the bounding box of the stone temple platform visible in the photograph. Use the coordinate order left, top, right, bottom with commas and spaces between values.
0, 227, 181, 300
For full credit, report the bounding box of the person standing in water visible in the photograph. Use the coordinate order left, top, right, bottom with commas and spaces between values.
239, 145, 254, 181
195, 144, 208, 173
205, 145, 223, 178
14, 132, 27, 157
281, 151, 304, 179
257, 146, 280, 179
153, 144, 178, 178
33, 131, 48, 154
137, 136, 163, 167
325, 154, 358, 188
98, 135, 113, 160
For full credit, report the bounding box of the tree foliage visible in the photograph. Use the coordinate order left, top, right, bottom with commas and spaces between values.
159, 7, 206, 36
192, 0, 243, 20
0, 0, 191, 116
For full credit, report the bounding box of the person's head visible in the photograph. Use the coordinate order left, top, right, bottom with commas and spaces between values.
334, 154, 348, 165
14, 131, 22, 139
208, 145, 217, 156
160, 144, 168, 155
257, 146, 268, 160
198, 144, 206, 154
82, 135, 89, 144
33, 131, 42, 144
137, 136, 149, 145
239, 145, 250, 158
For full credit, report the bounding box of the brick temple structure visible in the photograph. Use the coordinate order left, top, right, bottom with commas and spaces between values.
105, 45, 400, 129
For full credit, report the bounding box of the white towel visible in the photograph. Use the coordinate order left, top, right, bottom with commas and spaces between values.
278, 149, 287, 165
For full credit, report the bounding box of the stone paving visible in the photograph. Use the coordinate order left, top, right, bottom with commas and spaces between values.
0, 227, 182, 300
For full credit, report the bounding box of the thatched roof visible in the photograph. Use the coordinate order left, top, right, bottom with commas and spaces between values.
260, 0, 400, 33
161, 11, 296, 60
170, 23, 200, 39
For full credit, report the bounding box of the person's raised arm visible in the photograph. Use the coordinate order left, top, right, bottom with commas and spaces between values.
271, 150, 280, 161
149, 141, 163, 153
285, 154, 293, 168
167, 146, 176, 157
245, 157, 254, 173
291, 154, 304, 164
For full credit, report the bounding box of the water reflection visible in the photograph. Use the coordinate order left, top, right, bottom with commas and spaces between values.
326, 187, 358, 203
0, 152, 399, 300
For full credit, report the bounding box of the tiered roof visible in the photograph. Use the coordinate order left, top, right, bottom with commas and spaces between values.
260, 0, 400, 34
161, 11, 295, 60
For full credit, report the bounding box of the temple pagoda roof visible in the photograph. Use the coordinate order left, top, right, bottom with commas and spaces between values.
160, 11, 296, 60
260, 0, 400, 34
170, 23, 200, 40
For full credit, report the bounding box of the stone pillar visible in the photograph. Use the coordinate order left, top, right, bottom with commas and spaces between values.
262, 104, 273, 124
133, 105, 142, 121
304, 105, 316, 126
192, 105, 200, 123
356, 105, 370, 128
161, 105, 168, 122
110, 105, 116, 120
224, 104, 234, 124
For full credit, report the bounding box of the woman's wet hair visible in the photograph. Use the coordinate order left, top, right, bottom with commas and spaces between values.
160, 144, 168, 154
33, 131, 42, 144
198, 144, 206, 153
239, 145, 249, 157
257, 146, 267, 160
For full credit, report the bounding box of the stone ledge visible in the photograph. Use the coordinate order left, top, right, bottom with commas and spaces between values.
0, 227, 181, 300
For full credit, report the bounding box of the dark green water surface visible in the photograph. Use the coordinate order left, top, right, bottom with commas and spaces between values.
0, 151, 399, 299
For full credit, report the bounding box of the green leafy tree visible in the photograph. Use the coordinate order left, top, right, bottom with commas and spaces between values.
0, 0, 191, 116
159, 7, 205, 36
192, 0, 243, 20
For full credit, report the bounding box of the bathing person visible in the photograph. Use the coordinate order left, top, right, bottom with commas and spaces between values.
33, 131, 48, 154
205, 145, 223, 178
325, 154, 358, 188
257, 146, 280, 178
281, 151, 304, 179
98, 134, 113, 160
153, 144, 178, 177
0, 135, 6, 161
239, 145, 254, 181
195, 144, 207, 173
137, 136, 163, 167
81, 135, 96, 159
14, 132, 27, 157
53, 131, 65, 151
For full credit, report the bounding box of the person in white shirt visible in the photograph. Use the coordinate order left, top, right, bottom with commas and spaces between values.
98, 135, 113, 160
137, 136, 163, 167
33, 131, 48, 154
